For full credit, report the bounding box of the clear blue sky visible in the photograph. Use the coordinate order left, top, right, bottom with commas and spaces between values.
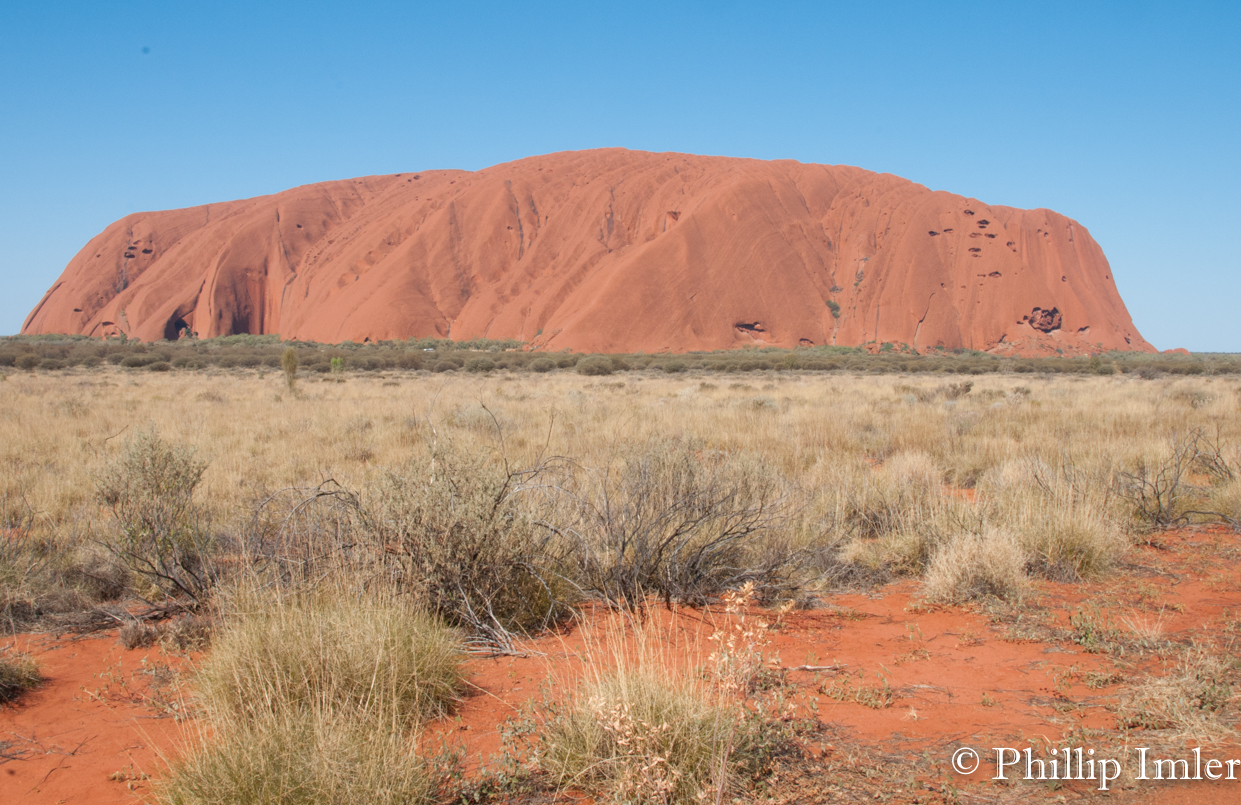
2, 1, 1237, 350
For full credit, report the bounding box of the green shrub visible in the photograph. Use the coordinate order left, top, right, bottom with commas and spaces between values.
464, 357, 495, 373
577, 356, 615, 376
432, 360, 457, 373
148, 361, 172, 372
15, 355, 41, 370
529, 357, 555, 373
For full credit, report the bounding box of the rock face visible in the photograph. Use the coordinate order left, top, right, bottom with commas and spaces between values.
23, 149, 1153, 355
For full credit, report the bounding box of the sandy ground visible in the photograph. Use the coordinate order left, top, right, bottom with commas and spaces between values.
3, 527, 1239, 804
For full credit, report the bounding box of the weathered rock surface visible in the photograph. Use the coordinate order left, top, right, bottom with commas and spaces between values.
23, 149, 1153, 355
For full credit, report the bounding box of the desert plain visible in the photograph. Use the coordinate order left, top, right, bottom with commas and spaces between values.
1, 356, 1240, 804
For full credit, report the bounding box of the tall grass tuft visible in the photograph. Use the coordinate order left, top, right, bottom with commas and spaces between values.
157, 589, 462, 805
541, 587, 780, 804
197, 589, 462, 725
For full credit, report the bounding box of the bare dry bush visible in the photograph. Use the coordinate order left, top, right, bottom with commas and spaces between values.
367, 450, 576, 647
560, 441, 795, 608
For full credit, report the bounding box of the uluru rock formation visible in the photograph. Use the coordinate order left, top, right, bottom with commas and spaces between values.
23, 149, 1153, 355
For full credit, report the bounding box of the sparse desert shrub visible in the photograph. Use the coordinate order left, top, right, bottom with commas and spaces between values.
96, 427, 215, 602
576, 356, 615, 376
1210, 478, 1241, 527
119, 620, 162, 649
464, 357, 496, 373
564, 441, 792, 607
922, 529, 1028, 603
0, 647, 41, 703
433, 360, 457, 373
529, 357, 555, 373
67, 550, 131, 601
1115, 429, 1209, 530
368, 453, 574, 645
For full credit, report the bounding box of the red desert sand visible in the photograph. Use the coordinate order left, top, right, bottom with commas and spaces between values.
23, 149, 1152, 357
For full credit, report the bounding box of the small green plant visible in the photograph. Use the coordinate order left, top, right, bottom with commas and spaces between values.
1069, 606, 1117, 653
826, 299, 841, 319
280, 347, 298, 391
329, 356, 344, 374
821, 670, 895, 709
0, 648, 41, 703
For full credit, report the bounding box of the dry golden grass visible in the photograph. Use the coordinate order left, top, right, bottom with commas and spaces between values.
155, 587, 463, 805
2, 367, 1240, 609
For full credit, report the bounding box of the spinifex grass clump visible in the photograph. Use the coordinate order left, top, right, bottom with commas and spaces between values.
196, 589, 462, 724
0, 647, 41, 703
158, 703, 437, 805
543, 668, 739, 803
541, 585, 784, 804
157, 589, 463, 805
